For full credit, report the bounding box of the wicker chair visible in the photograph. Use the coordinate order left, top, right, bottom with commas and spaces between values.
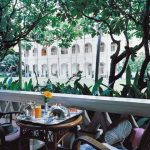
0, 111, 21, 150
72, 121, 150, 150
79, 110, 138, 145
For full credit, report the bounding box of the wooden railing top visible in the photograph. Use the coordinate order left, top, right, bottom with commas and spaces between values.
0, 90, 150, 117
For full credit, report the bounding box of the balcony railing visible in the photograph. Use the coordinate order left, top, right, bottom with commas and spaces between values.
0, 90, 150, 117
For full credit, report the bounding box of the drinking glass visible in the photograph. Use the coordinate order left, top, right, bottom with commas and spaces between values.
35, 105, 41, 118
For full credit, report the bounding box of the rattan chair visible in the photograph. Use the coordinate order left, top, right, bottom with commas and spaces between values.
72, 121, 150, 150
0, 111, 21, 150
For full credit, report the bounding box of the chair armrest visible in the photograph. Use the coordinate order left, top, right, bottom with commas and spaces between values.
1, 111, 22, 116
0, 111, 22, 123
72, 136, 110, 150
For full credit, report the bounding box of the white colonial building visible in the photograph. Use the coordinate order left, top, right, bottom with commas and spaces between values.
22, 34, 133, 81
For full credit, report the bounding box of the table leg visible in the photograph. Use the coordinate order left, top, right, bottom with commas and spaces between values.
45, 142, 57, 150
19, 138, 30, 150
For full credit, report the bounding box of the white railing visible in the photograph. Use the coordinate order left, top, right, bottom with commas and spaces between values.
0, 90, 150, 117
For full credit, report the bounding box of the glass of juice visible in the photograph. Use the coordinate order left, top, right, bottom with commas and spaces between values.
35, 105, 41, 118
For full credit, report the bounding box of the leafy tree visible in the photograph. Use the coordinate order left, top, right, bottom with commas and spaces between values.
30, 20, 83, 48
56, 0, 150, 90
0, 0, 57, 61
0, 0, 82, 88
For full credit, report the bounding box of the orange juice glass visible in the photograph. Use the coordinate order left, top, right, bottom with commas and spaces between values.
35, 105, 41, 118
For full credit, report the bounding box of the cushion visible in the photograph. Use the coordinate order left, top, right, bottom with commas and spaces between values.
130, 128, 144, 149
1, 123, 17, 135
4, 120, 20, 142
105, 120, 132, 145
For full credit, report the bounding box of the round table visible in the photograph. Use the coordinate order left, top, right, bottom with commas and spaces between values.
17, 115, 82, 150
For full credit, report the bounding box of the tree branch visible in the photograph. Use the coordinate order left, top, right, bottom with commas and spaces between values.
115, 46, 130, 80
82, 12, 122, 58
4, 13, 49, 49
138, 55, 150, 89
116, 38, 145, 64
104, 21, 121, 57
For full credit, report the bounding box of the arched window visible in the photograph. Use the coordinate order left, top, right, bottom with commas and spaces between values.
85, 43, 92, 53
51, 64, 57, 76
61, 63, 68, 77
111, 42, 116, 52
85, 63, 92, 76
100, 42, 105, 52
25, 65, 29, 73
42, 64, 48, 77
41, 47, 47, 56
24, 50, 29, 57
25, 64, 30, 77
51, 46, 57, 55
72, 44, 80, 54
72, 63, 80, 75
99, 63, 105, 74
61, 48, 68, 54
33, 48, 38, 56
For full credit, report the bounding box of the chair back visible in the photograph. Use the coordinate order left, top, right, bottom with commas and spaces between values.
137, 121, 150, 150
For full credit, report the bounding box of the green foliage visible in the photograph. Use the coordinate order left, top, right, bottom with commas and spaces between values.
0, 77, 20, 90
126, 65, 132, 86
0, 77, 33, 91
0, 71, 117, 97
57, 0, 149, 92
57, 0, 146, 38
0, 0, 58, 59
23, 79, 34, 91
120, 65, 150, 99
0, 52, 19, 76
92, 78, 103, 95
137, 117, 150, 127
21, 42, 33, 51
129, 52, 150, 73
0, 68, 149, 99
31, 21, 83, 48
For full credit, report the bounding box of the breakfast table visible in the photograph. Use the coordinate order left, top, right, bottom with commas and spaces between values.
16, 108, 82, 150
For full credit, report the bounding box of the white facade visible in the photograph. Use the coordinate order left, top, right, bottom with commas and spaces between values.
22, 34, 128, 80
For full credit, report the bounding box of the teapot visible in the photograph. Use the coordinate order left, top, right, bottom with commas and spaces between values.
49, 105, 69, 118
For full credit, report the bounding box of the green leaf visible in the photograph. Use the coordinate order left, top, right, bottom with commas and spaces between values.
126, 65, 131, 86
92, 78, 103, 95
27, 79, 33, 91
133, 70, 139, 87
101, 89, 111, 96
24, 82, 28, 91
83, 84, 92, 95
76, 82, 84, 93
137, 117, 150, 127
147, 80, 150, 98
120, 84, 130, 97
3, 77, 8, 85
8, 78, 13, 87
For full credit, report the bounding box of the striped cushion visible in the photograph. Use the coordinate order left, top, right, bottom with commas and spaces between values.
105, 120, 132, 145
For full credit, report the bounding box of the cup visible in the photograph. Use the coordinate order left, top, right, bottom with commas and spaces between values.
35, 105, 41, 118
